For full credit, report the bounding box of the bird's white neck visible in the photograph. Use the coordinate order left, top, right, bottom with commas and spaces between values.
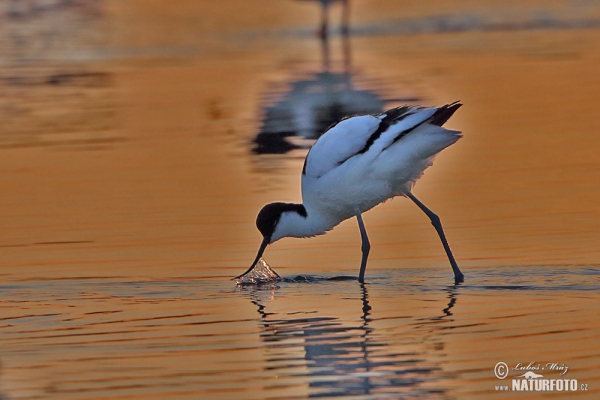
270, 203, 337, 243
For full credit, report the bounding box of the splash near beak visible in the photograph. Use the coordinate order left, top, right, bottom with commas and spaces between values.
234, 236, 269, 279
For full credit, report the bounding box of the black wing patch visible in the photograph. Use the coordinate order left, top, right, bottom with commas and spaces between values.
389, 101, 462, 146
357, 106, 412, 156
303, 102, 462, 174
332, 106, 415, 167
430, 101, 462, 126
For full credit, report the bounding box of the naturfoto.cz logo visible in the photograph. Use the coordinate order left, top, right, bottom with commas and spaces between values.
493, 361, 589, 392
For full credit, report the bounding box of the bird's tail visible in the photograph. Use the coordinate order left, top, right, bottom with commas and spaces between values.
430, 101, 462, 127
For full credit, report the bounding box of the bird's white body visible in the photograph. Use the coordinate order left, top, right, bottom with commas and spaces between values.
270, 106, 461, 242
242, 103, 465, 283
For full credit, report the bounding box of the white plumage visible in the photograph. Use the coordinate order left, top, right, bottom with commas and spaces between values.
239, 102, 465, 283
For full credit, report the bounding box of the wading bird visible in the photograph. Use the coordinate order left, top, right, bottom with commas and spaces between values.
295, 0, 349, 38
239, 102, 465, 283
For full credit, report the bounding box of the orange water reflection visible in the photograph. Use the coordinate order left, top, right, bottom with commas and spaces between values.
0, 0, 599, 399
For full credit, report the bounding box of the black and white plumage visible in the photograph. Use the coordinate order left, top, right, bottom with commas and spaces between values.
240, 102, 465, 283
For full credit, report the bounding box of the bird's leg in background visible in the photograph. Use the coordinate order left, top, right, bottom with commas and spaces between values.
341, 0, 349, 36
405, 192, 465, 282
319, 2, 329, 38
356, 212, 371, 283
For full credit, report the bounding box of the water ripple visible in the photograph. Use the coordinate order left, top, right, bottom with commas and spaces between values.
0, 266, 598, 398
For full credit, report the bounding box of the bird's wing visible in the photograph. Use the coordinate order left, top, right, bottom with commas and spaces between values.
301, 103, 461, 179
301, 106, 434, 178
302, 115, 381, 179
361, 106, 436, 154
372, 103, 462, 160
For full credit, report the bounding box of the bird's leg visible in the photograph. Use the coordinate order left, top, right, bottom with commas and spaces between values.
319, 2, 329, 39
406, 192, 464, 282
355, 212, 370, 283
341, 0, 349, 36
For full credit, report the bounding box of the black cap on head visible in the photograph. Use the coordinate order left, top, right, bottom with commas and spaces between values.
256, 202, 307, 240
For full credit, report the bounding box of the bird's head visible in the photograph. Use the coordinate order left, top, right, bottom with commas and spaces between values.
255, 202, 285, 245
245, 202, 307, 272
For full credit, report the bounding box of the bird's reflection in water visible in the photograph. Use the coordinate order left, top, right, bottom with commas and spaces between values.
253, 32, 405, 155
442, 285, 459, 317
240, 282, 460, 398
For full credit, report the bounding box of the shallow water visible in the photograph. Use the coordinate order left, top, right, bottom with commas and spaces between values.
1, 0, 600, 399
0, 267, 598, 399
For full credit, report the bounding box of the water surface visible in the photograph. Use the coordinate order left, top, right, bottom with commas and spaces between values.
1, 0, 599, 398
